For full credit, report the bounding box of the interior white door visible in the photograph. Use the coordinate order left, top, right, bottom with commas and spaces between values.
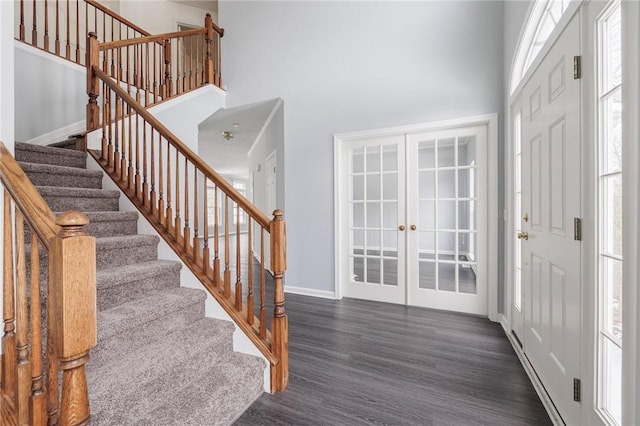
520, 12, 582, 425
406, 126, 488, 315
342, 136, 406, 304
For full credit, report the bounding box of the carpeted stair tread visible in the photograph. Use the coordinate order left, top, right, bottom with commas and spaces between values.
96, 260, 182, 310
64, 211, 139, 238
87, 318, 264, 426
37, 186, 120, 211
19, 161, 103, 188
15, 142, 87, 169
95, 234, 159, 269
97, 287, 207, 342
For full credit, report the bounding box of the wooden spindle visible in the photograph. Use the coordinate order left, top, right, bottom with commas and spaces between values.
204, 13, 214, 84
270, 209, 288, 392
55, 0, 60, 55
101, 81, 108, 160
214, 186, 220, 287
135, 114, 141, 198
202, 178, 210, 278
32, 0, 38, 46
102, 9, 106, 43
166, 143, 173, 234
86, 32, 100, 131
224, 195, 231, 298
2, 193, 16, 398
259, 229, 266, 339
50, 212, 96, 426
192, 169, 199, 262
174, 150, 182, 244
183, 158, 191, 254
180, 37, 185, 94
153, 44, 158, 104
235, 205, 242, 311
46, 333, 59, 425
65, 0, 70, 59
150, 126, 157, 217
145, 42, 150, 106
113, 93, 121, 174
15, 212, 30, 425
19, 0, 25, 41
75, 0, 80, 63
158, 136, 165, 226
163, 39, 172, 98
29, 234, 46, 426
142, 118, 148, 205
247, 218, 254, 325
105, 85, 113, 164
126, 106, 133, 187
44, 0, 49, 50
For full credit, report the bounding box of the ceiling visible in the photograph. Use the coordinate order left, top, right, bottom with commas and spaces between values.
168, 0, 217, 13
198, 99, 281, 177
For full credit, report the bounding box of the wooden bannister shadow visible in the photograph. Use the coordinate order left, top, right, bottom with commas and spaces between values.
0, 142, 97, 425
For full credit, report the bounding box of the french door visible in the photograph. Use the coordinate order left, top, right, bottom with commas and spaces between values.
512, 11, 582, 425
340, 125, 488, 315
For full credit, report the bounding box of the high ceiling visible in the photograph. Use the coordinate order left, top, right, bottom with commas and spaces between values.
168, 0, 217, 14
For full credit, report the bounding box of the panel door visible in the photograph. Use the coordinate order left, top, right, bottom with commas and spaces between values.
342, 136, 406, 304
406, 126, 488, 315
520, 12, 582, 425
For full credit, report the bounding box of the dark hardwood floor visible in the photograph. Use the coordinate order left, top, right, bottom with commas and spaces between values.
236, 295, 551, 426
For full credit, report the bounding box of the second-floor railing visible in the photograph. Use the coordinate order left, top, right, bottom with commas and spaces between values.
16, 0, 152, 66
0, 142, 97, 425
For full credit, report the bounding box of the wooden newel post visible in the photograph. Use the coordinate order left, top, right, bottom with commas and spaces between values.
204, 13, 214, 84
49, 211, 97, 426
86, 32, 100, 132
270, 209, 288, 392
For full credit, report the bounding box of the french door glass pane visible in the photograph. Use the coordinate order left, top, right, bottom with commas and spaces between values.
418, 140, 436, 169
458, 137, 476, 166
383, 174, 398, 200
603, 257, 623, 340
603, 88, 622, 174
419, 201, 435, 229
438, 169, 456, 198
602, 174, 622, 256
352, 147, 364, 173
382, 145, 398, 171
458, 263, 476, 294
438, 201, 456, 229
438, 263, 456, 292
419, 171, 435, 198
366, 146, 380, 172
438, 139, 456, 167
383, 259, 398, 286
419, 261, 436, 289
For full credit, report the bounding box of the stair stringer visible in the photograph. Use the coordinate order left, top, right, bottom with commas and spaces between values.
85, 155, 271, 392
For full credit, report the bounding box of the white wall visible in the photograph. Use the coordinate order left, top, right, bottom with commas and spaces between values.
1, 0, 16, 347
118, 0, 217, 34
219, 1, 504, 294
14, 42, 85, 142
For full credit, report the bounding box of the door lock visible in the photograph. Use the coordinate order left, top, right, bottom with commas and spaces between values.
399, 225, 406, 231
517, 231, 529, 240
523, 213, 529, 222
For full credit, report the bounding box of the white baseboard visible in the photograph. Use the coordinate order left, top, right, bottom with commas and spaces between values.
504, 328, 564, 426
499, 313, 510, 333
284, 285, 336, 300
25, 120, 85, 146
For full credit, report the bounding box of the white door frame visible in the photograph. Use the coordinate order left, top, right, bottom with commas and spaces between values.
334, 114, 499, 321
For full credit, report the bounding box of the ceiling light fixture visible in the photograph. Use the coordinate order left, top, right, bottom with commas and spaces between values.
221, 131, 234, 141
232, 122, 240, 128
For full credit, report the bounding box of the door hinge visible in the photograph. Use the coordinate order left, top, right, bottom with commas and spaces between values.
573, 56, 582, 79
574, 218, 582, 241
573, 378, 581, 402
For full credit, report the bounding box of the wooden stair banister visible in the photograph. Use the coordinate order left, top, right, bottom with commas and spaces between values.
0, 142, 97, 425
87, 28, 288, 391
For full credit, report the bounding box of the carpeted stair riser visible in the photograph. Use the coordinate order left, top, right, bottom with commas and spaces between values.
37, 187, 120, 212
90, 288, 209, 370
25, 211, 139, 241
20, 162, 103, 189
94, 235, 159, 269
97, 261, 182, 311
15, 142, 87, 169
87, 318, 263, 426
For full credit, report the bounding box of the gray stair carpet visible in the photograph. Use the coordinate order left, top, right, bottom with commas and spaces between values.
16, 142, 265, 425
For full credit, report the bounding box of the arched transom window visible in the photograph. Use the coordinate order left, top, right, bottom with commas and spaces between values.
510, 0, 574, 94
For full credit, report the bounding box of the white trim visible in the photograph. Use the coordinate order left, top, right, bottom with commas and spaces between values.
504, 330, 565, 426
621, 1, 640, 424
334, 114, 499, 320
284, 285, 336, 300
25, 120, 85, 146
247, 99, 283, 157
499, 313, 510, 334
148, 84, 226, 115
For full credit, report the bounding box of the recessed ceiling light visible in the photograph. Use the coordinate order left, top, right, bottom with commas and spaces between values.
232, 122, 240, 128
221, 131, 234, 141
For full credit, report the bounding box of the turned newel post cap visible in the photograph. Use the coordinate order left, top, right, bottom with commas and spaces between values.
272, 209, 284, 220
206, 12, 212, 18
88, 31, 97, 39
56, 211, 90, 237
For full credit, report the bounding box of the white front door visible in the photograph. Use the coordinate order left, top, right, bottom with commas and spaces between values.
519, 12, 582, 425
339, 125, 488, 315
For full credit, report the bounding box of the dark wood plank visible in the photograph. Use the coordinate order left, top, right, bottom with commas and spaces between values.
236, 294, 551, 426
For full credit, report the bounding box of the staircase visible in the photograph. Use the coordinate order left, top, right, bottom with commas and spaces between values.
15, 142, 265, 425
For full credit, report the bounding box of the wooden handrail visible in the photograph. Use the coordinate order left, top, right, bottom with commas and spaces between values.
1, 141, 97, 424
0, 143, 59, 248
91, 65, 270, 229
99, 28, 208, 50
84, 0, 152, 37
